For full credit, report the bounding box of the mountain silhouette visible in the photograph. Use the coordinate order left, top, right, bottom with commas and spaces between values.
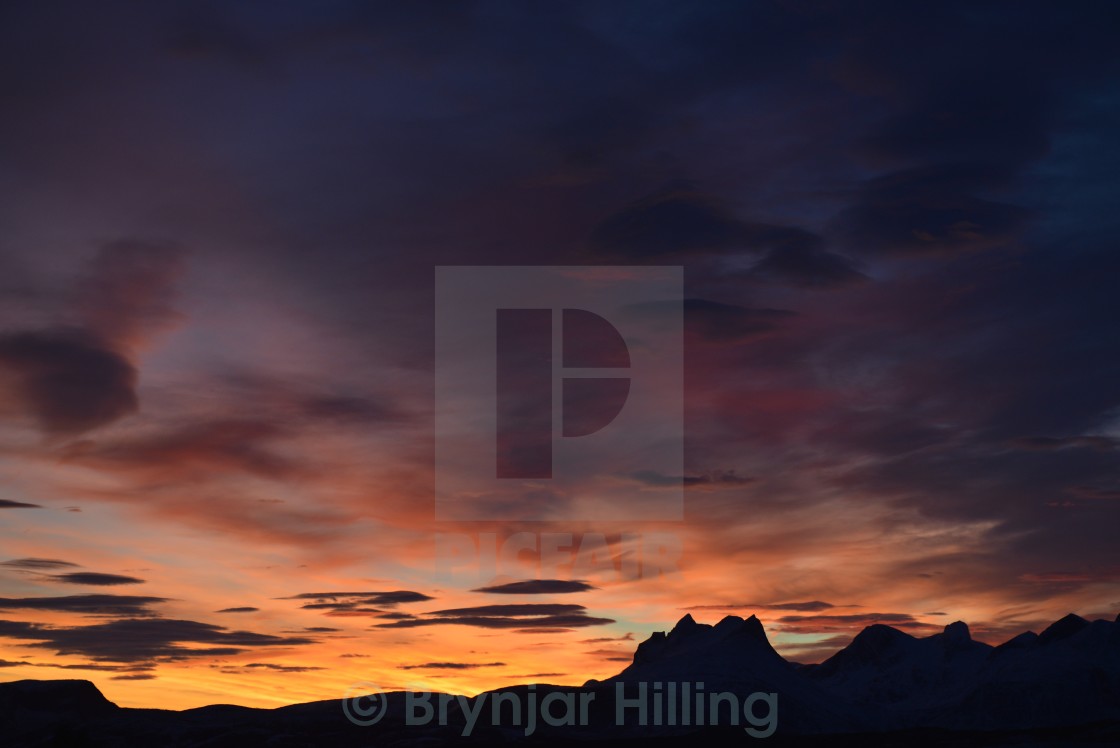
2, 612, 1119, 746
601, 613, 870, 734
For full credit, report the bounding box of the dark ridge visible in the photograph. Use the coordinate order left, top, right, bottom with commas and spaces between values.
1037, 613, 1089, 645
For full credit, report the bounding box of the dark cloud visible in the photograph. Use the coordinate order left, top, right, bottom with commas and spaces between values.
0, 500, 42, 509
514, 628, 575, 635
1, 558, 78, 570
0, 658, 151, 675
0, 617, 315, 664
74, 239, 185, 350
46, 573, 145, 587
686, 601, 837, 613
683, 299, 795, 345
299, 394, 405, 424
1064, 485, 1120, 502
284, 590, 433, 618
1012, 436, 1118, 452
836, 164, 1030, 256
776, 633, 854, 665
0, 329, 137, 435
379, 615, 614, 630
401, 661, 506, 670
285, 591, 432, 605
430, 604, 587, 617
62, 419, 307, 482
0, 239, 184, 438
216, 607, 260, 614
862, 70, 1051, 168
629, 469, 752, 488
589, 188, 849, 276
580, 633, 634, 644
758, 601, 837, 613
589, 188, 752, 259
240, 663, 323, 673
220, 371, 412, 427
375, 603, 614, 630
284, 591, 432, 604
472, 580, 596, 595
749, 245, 868, 289
777, 613, 935, 629
0, 595, 166, 617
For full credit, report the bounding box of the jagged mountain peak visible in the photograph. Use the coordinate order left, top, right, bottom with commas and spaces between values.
625, 612, 782, 672
662, 612, 769, 643
994, 630, 1038, 652
942, 620, 971, 642
1038, 612, 1090, 645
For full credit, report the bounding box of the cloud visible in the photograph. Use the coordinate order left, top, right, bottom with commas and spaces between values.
0, 500, 42, 509
429, 604, 589, 617
683, 299, 795, 345
220, 371, 412, 426
580, 633, 634, 643
472, 580, 596, 595
0, 658, 144, 673
1064, 486, 1120, 501
0, 240, 186, 438
590, 185, 867, 286
62, 418, 309, 482
629, 469, 753, 488
776, 613, 938, 631
375, 603, 614, 630
286, 591, 433, 605
749, 245, 868, 289
0, 328, 137, 435
401, 661, 506, 670
0, 595, 166, 617
240, 663, 323, 673
216, 607, 260, 614
1012, 436, 1118, 452
0, 617, 316, 664
375, 612, 415, 620
1, 558, 78, 570
46, 573, 145, 587
686, 601, 837, 613
776, 634, 854, 665
589, 188, 753, 259
73, 239, 185, 351
284, 591, 432, 604
283, 590, 433, 617
835, 164, 1030, 257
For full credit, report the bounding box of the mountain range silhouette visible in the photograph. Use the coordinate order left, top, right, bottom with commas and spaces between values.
3, 612, 1118, 746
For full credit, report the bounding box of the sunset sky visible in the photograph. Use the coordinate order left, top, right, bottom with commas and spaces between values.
1, 1, 1119, 710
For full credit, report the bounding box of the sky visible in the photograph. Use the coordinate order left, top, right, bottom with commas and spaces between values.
1, 0, 1119, 710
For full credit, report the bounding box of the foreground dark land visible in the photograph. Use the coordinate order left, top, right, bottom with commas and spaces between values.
3, 611, 1118, 747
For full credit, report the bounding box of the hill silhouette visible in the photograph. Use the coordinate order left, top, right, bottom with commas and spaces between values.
2, 612, 1119, 746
